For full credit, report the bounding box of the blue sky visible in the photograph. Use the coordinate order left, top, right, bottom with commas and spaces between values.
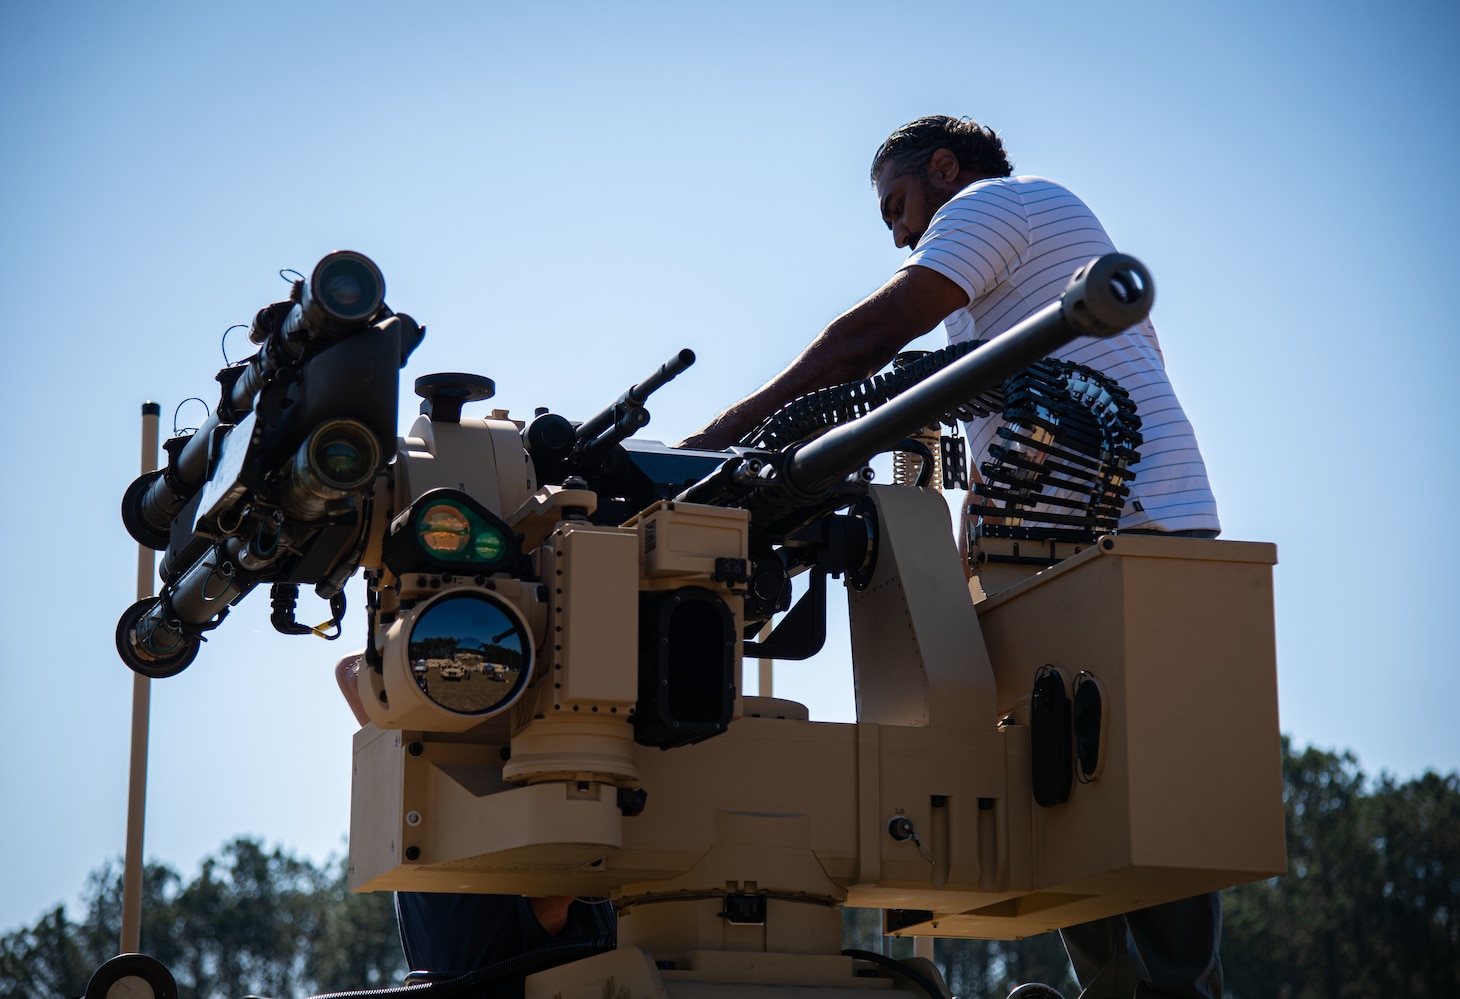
1, 0, 1456, 935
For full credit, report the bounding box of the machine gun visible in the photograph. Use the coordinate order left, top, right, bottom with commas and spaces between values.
101, 252, 1285, 999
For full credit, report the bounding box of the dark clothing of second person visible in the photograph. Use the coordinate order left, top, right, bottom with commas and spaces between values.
395, 892, 615, 977
1060, 891, 1223, 999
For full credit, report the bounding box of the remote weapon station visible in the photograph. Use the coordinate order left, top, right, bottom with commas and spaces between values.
101, 251, 1284, 998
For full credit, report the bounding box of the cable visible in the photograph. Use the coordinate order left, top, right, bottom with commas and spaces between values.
222, 324, 250, 366
172, 397, 210, 437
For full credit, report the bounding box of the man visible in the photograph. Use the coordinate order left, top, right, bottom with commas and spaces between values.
683, 116, 1222, 998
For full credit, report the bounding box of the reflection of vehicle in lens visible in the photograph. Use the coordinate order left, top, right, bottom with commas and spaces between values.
405, 592, 533, 716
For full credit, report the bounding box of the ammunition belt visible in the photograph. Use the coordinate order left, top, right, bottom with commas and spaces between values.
741, 340, 1144, 539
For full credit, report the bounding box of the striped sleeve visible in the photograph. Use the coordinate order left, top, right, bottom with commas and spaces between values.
900, 181, 1030, 303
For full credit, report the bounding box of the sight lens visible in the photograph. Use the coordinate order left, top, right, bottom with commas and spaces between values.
310, 252, 385, 322
305, 420, 380, 492
409, 495, 510, 567
407, 593, 530, 715
420, 504, 472, 554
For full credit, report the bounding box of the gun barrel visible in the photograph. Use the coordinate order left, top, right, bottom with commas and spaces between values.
627, 347, 697, 406
783, 253, 1153, 496
576, 348, 696, 450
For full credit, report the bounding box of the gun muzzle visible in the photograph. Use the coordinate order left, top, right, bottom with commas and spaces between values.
575, 348, 696, 464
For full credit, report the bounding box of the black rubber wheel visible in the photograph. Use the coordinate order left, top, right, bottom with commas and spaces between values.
84, 953, 178, 999
115, 598, 199, 679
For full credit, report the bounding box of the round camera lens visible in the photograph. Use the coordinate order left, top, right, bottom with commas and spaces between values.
408, 593, 530, 715
310, 253, 384, 321
306, 421, 379, 491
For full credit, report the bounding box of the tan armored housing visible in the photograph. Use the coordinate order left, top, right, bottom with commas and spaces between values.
348, 424, 1283, 996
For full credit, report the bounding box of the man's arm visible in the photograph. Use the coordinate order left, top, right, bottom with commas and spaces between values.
679, 265, 968, 450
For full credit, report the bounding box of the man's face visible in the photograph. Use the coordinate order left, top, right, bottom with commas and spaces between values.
876, 161, 954, 251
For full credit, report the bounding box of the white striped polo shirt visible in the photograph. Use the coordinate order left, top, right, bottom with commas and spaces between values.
901, 175, 1220, 533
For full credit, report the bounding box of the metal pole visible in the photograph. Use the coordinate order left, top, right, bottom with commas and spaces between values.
121, 402, 160, 954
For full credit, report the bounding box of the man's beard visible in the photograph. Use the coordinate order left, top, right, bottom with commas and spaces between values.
907, 173, 952, 252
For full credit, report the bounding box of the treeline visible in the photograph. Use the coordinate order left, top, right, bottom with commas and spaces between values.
4, 738, 1457, 998
0, 840, 403, 998
1223, 739, 1460, 997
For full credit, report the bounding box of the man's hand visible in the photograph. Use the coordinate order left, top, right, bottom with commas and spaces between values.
677, 265, 967, 451
676, 411, 755, 451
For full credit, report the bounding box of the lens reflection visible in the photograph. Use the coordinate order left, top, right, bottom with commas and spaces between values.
320, 441, 363, 475
325, 274, 363, 307
420, 504, 471, 554
408, 593, 528, 715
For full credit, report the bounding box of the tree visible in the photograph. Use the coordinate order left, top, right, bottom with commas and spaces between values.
1363, 769, 1460, 992
0, 905, 93, 998
0, 839, 403, 999
1222, 738, 1460, 998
